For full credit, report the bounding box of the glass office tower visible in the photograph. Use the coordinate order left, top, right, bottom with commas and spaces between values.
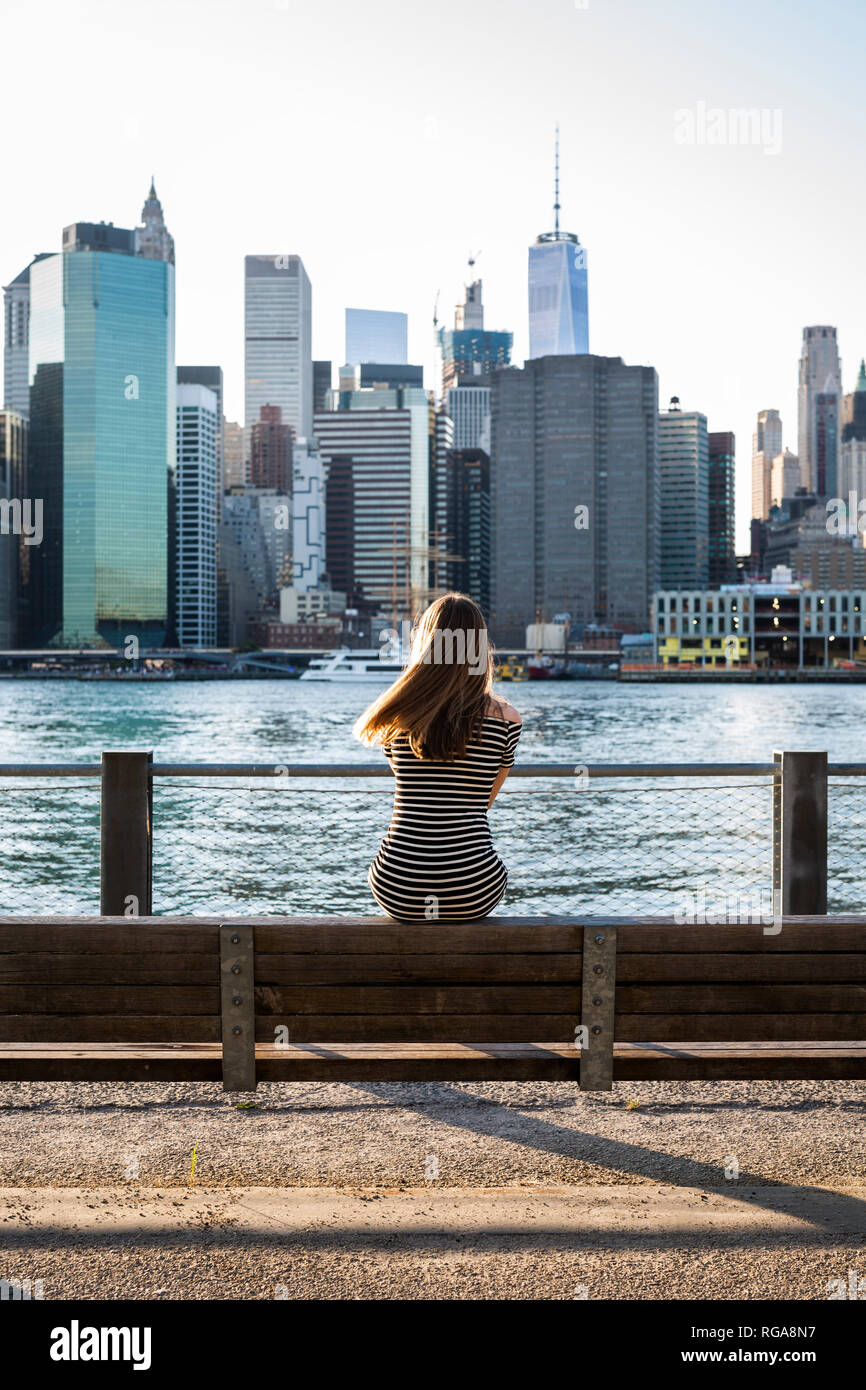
528, 130, 589, 359
528, 239, 588, 358
245, 254, 313, 444
28, 233, 175, 646
345, 308, 408, 365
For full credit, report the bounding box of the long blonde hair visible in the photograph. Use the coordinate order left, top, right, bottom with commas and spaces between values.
354, 593, 494, 761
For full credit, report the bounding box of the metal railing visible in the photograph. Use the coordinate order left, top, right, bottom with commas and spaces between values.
0, 750, 854, 917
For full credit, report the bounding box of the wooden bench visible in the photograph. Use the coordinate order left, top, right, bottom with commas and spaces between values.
1, 915, 865, 1090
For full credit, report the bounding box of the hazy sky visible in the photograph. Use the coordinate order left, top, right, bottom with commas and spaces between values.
3, 0, 865, 550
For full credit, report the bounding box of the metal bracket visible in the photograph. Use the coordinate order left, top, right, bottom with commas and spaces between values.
220, 924, 256, 1092
580, 924, 617, 1091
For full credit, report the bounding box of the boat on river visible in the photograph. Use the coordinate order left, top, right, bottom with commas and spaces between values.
299, 649, 406, 682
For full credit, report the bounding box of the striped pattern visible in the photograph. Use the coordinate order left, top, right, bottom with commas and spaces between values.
368, 715, 522, 922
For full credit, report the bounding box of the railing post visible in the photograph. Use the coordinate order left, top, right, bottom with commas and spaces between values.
100, 750, 153, 916
774, 750, 828, 915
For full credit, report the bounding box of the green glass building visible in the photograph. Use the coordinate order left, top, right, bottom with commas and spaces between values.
27, 222, 175, 646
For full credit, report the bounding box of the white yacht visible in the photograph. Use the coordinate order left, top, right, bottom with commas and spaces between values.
300, 648, 406, 682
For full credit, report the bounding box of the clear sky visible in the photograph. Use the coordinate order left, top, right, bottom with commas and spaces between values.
3, 0, 865, 550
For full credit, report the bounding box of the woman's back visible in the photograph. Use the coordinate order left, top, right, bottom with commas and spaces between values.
369, 703, 521, 921
386, 712, 521, 823
354, 593, 522, 922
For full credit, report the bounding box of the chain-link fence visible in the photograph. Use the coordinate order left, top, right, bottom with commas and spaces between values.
0, 758, 854, 918
828, 777, 866, 913
149, 771, 775, 918
0, 777, 101, 913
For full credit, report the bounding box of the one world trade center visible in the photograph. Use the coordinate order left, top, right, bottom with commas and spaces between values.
528, 129, 589, 358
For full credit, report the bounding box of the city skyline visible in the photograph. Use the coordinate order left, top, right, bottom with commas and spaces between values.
2, 0, 866, 558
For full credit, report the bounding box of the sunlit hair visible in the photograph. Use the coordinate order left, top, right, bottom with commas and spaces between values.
354, 593, 494, 761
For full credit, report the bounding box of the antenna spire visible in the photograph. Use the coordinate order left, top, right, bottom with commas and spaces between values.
554, 124, 560, 238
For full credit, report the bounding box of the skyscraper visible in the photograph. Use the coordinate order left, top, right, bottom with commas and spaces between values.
3, 257, 51, 417
315, 385, 430, 615
490, 355, 658, 644
175, 383, 218, 647
219, 489, 291, 644
177, 366, 224, 496
842, 359, 866, 440
26, 187, 175, 646
815, 391, 839, 497
0, 409, 28, 645
429, 406, 454, 593
223, 421, 245, 489
438, 277, 512, 394
708, 431, 736, 586
659, 401, 709, 589
291, 438, 324, 592
528, 129, 589, 359
345, 308, 408, 365
751, 408, 783, 519
798, 326, 842, 495
771, 448, 801, 508
439, 274, 511, 451
248, 405, 292, 493
338, 362, 423, 395
313, 360, 332, 415
135, 180, 175, 264
839, 360, 866, 505
446, 385, 492, 452
244, 254, 312, 445
430, 441, 490, 615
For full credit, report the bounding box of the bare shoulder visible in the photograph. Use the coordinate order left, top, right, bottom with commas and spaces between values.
486, 694, 522, 724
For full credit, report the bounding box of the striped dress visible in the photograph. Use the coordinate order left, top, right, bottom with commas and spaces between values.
368, 713, 522, 921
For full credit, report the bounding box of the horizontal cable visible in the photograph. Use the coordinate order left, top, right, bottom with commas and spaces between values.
0, 760, 862, 779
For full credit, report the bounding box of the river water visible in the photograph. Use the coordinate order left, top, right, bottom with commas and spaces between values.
0, 679, 863, 916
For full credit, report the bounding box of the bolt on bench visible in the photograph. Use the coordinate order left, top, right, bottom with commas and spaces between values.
1, 915, 866, 1090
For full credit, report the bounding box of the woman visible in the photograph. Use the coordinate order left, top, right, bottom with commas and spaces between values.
354, 593, 521, 921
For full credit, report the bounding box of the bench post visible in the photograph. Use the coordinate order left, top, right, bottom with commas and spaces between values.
580, 925, 617, 1090
774, 750, 828, 915
220, 924, 256, 1091
100, 751, 153, 916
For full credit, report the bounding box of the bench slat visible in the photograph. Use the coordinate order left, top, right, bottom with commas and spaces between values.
617, 953, 866, 982
3, 1040, 865, 1084
0, 1017, 221, 1042
0, 925, 219, 954
254, 985, 579, 1015
617, 924, 866, 951
616, 1013, 866, 1041
254, 923, 584, 953
254, 1015, 580, 1042
617, 984, 866, 1013
257, 952, 866, 986
254, 953, 582, 984
0, 986, 218, 1014
611, 1041, 866, 1081
0, 954, 219, 985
